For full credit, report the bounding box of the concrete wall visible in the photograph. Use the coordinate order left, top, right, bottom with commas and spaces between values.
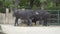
0, 13, 15, 24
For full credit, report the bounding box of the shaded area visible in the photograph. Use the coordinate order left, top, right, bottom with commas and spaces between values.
0, 25, 6, 34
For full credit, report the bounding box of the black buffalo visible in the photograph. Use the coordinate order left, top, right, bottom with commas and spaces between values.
13, 9, 51, 26
32, 12, 57, 26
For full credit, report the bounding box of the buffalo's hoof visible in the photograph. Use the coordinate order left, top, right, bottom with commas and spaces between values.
43, 25, 49, 26
14, 24, 16, 26
14, 24, 19, 26
27, 24, 32, 26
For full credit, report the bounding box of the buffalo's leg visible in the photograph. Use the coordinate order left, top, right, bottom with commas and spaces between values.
32, 18, 36, 25
39, 20, 42, 25
39, 21, 41, 25
14, 18, 18, 26
43, 18, 47, 26
35, 21, 36, 25
27, 19, 32, 26
33, 21, 36, 25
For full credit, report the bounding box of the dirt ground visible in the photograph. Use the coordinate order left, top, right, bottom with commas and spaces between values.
0, 24, 60, 34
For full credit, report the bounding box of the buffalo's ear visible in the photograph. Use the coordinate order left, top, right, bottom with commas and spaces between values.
35, 12, 39, 15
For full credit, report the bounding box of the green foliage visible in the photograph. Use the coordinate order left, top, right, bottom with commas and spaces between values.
0, 0, 6, 13
0, 1, 3, 7
0, 0, 60, 13
19, 0, 30, 9
0, 8, 6, 13
4, 0, 14, 8
3, 0, 60, 10
40, 0, 46, 3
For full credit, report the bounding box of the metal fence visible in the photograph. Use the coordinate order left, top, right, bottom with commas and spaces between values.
47, 10, 60, 25
0, 10, 60, 26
